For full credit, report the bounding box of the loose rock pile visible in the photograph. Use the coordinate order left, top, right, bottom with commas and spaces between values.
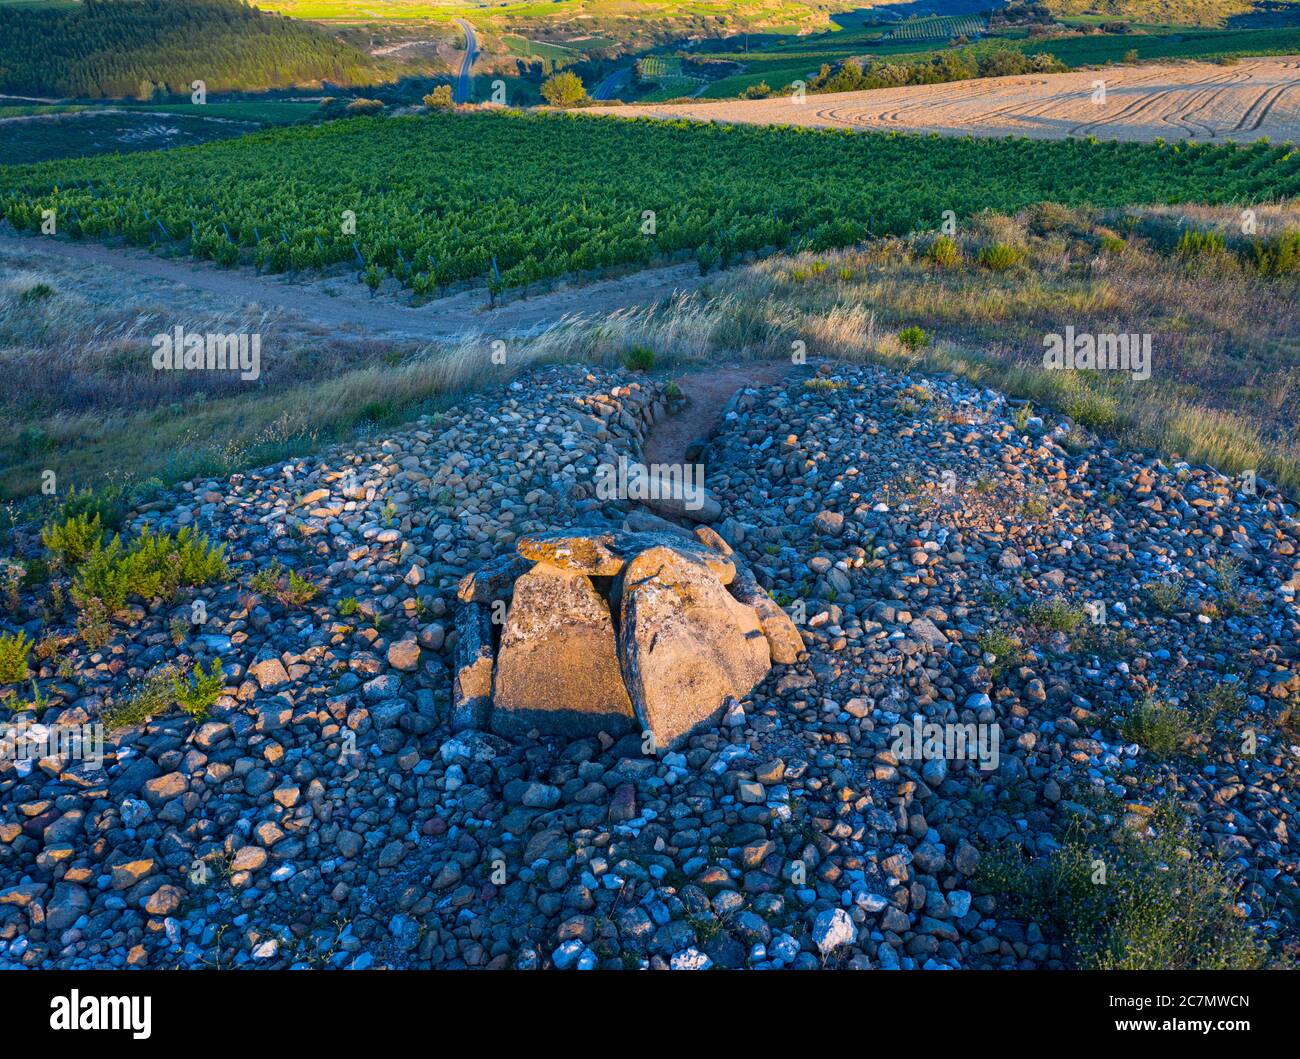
453, 528, 803, 748
0, 360, 1296, 971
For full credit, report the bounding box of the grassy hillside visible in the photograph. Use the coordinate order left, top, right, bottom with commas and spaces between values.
1049, 0, 1259, 25
3, 201, 1298, 501
0, 0, 391, 99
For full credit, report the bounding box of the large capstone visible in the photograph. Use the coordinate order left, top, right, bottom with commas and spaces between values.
491, 562, 634, 738
516, 530, 623, 575
618, 545, 771, 749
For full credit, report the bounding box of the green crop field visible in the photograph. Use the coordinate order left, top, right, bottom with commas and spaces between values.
638, 75, 705, 100
1026, 24, 1300, 64
3, 111, 1298, 294
886, 15, 986, 40
502, 35, 575, 60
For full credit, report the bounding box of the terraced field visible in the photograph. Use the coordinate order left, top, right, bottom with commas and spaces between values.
611, 56, 1300, 142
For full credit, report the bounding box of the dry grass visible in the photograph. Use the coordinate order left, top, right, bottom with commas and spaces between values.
2, 201, 1297, 511
718, 203, 1300, 493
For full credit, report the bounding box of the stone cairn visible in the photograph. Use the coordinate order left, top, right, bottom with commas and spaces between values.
452, 526, 804, 749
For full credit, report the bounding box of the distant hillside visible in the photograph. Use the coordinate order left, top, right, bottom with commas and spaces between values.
1047, 0, 1286, 25
0, 0, 391, 99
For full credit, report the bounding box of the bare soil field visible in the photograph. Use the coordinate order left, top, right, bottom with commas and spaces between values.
606, 56, 1300, 142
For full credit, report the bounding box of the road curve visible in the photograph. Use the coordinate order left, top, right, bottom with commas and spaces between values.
453, 18, 477, 104
593, 66, 633, 101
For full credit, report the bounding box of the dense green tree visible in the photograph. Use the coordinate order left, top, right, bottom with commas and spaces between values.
0, 0, 387, 99
540, 71, 587, 108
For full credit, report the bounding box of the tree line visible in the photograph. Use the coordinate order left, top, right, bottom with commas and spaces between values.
0, 0, 387, 100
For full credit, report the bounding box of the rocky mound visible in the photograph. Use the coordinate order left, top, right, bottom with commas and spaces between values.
0, 360, 1296, 972
453, 527, 802, 748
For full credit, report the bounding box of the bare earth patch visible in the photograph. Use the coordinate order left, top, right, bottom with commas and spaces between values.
606, 56, 1300, 143
1, 229, 709, 342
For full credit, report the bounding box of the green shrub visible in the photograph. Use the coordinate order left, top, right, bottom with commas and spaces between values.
621, 344, 655, 372
897, 325, 929, 351
1145, 576, 1186, 615
127, 526, 230, 600
929, 234, 961, 267
58, 484, 129, 532
422, 84, 454, 108
71, 526, 228, 611
280, 569, 319, 607
14, 679, 52, 713
337, 596, 360, 617
1027, 596, 1086, 633
1250, 229, 1300, 276
1193, 681, 1246, 730
1120, 696, 1195, 758
174, 658, 225, 720
253, 561, 319, 607
249, 560, 284, 597
71, 536, 136, 612
75, 596, 112, 649
19, 282, 54, 304
1057, 381, 1119, 433
0, 630, 33, 683
1175, 228, 1226, 259
978, 243, 1024, 271
103, 664, 179, 730
540, 70, 587, 107
975, 627, 1021, 677
41, 511, 104, 569
976, 803, 1269, 969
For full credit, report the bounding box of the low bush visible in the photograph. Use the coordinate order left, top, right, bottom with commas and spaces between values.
978, 243, 1024, 271
174, 658, 225, 719
71, 526, 229, 613
41, 511, 104, 569
929, 234, 961, 267
621, 345, 655, 372
1250, 229, 1300, 276
1120, 696, 1196, 758
0, 630, 33, 683
976, 802, 1269, 969
897, 325, 929, 351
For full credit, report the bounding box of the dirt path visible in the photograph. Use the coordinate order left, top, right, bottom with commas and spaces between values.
2, 229, 710, 341
643, 361, 796, 467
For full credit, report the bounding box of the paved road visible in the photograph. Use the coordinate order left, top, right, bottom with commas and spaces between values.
592, 66, 633, 101
453, 19, 477, 104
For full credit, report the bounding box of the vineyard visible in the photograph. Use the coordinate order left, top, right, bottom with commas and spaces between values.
3, 111, 1298, 295
887, 16, 986, 41
635, 55, 684, 79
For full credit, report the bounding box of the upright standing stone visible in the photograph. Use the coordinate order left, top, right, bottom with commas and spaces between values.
728, 564, 805, 665
451, 600, 494, 731
619, 546, 770, 749
492, 563, 634, 737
